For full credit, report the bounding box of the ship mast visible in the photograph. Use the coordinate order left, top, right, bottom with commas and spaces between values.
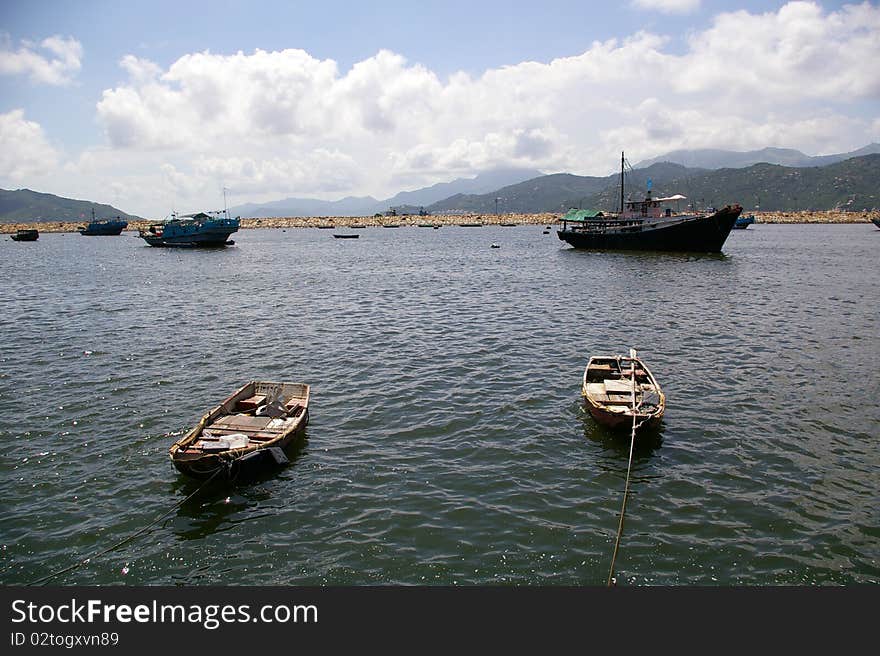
619, 151, 625, 214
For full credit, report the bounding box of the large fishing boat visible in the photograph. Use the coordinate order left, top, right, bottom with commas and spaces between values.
138, 210, 239, 247
557, 152, 742, 252
78, 209, 128, 236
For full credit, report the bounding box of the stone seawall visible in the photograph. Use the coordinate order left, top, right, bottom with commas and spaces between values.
2, 210, 877, 233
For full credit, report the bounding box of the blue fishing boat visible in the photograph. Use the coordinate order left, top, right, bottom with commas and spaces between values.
78, 209, 128, 235
733, 214, 755, 229
138, 210, 239, 247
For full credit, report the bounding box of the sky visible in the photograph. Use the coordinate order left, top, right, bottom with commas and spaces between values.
1, 0, 878, 217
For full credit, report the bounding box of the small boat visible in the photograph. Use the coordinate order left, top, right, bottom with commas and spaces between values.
317, 225, 335, 229
170, 380, 310, 480
10, 229, 39, 241
383, 224, 400, 228
732, 214, 755, 230
138, 210, 239, 247
582, 349, 665, 431
350, 224, 367, 229
458, 222, 483, 227
333, 233, 359, 239
558, 152, 742, 253
78, 209, 128, 235
500, 223, 517, 227
490, 243, 500, 248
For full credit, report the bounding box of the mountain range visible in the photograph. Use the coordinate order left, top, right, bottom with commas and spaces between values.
2, 144, 878, 223
634, 143, 880, 170
428, 155, 880, 214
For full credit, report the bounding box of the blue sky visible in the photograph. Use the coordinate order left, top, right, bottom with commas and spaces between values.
1, 0, 876, 216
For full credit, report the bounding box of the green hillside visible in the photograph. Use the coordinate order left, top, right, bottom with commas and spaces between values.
429, 155, 880, 214
0, 189, 142, 223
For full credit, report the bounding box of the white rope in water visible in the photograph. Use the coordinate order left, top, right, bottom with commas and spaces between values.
607, 358, 643, 587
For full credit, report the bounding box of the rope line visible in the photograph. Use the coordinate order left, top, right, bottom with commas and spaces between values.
28, 467, 225, 586
606, 357, 643, 587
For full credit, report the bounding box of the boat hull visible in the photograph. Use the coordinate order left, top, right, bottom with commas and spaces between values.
171, 409, 309, 479
872, 218, 880, 229
558, 205, 742, 253
79, 220, 128, 236
11, 230, 39, 241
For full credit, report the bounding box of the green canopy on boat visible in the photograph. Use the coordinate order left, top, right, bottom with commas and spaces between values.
562, 209, 605, 221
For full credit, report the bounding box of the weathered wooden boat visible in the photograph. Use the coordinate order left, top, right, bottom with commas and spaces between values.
78, 209, 128, 235
170, 380, 310, 479
10, 229, 39, 241
582, 349, 664, 431
558, 152, 741, 253
138, 210, 239, 247
732, 214, 755, 229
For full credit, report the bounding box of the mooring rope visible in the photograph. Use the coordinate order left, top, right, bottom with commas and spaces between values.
28, 467, 225, 586
606, 359, 642, 587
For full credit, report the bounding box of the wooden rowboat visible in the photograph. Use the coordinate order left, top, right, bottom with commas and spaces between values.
170, 380, 310, 479
582, 349, 664, 430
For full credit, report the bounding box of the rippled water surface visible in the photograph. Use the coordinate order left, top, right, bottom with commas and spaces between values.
1, 224, 878, 585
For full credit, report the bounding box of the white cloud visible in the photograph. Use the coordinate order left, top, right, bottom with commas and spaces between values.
58, 1, 879, 215
631, 0, 701, 14
0, 110, 60, 184
0, 34, 82, 85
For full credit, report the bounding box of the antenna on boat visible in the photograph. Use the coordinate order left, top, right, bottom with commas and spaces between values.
620, 151, 625, 214
223, 186, 229, 219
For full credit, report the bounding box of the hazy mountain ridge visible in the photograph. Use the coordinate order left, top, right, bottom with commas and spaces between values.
230, 168, 544, 217
635, 143, 880, 170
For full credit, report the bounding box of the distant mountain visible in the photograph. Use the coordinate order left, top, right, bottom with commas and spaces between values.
586, 154, 880, 212
427, 155, 880, 214
635, 143, 880, 170
229, 168, 543, 217
0, 188, 142, 223
428, 162, 702, 214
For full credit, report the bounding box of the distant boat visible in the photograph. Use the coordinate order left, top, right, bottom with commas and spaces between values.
169, 380, 310, 480
138, 210, 239, 248
383, 224, 400, 228
317, 225, 335, 229
78, 209, 128, 235
350, 224, 366, 229
500, 223, 517, 227
557, 152, 742, 253
490, 243, 500, 248
458, 223, 483, 227
582, 349, 665, 431
418, 223, 436, 228
333, 233, 359, 239
10, 229, 39, 241
732, 214, 755, 230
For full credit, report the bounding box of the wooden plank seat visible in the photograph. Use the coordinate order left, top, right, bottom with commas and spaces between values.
208, 415, 276, 432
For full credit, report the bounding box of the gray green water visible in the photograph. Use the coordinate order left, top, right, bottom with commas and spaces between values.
1, 224, 878, 585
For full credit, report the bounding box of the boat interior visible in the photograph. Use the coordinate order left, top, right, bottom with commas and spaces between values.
584, 357, 660, 409
179, 382, 309, 454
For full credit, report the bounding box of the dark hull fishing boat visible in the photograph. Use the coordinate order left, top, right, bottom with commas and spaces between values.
558, 152, 742, 253
10, 229, 39, 241
582, 349, 665, 431
139, 210, 239, 247
79, 209, 128, 235
333, 233, 359, 239
170, 380, 310, 480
